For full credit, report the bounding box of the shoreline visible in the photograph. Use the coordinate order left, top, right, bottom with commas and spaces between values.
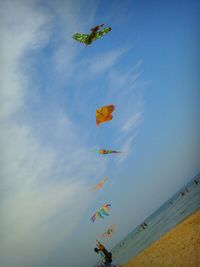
123, 208, 200, 267
110, 174, 200, 265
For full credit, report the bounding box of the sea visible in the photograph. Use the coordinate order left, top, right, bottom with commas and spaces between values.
95, 172, 200, 266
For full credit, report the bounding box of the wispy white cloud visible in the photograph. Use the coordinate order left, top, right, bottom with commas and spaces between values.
88, 48, 126, 75
107, 64, 144, 99
101, 59, 147, 164
0, 1, 106, 267
133, 59, 144, 71
117, 134, 137, 163
0, 115, 106, 267
0, 1, 51, 120
121, 111, 143, 134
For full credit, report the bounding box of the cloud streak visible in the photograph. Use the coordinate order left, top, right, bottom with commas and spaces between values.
88, 48, 125, 75
0, 1, 107, 267
121, 111, 143, 134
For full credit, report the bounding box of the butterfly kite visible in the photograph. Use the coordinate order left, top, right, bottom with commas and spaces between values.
96, 104, 115, 126
102, 224, 116, 238
90, 178, 108, 191
91, 204, 111, 222
72, 24, 111, 46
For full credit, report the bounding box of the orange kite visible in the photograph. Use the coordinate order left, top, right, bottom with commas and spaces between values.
90, 178, 108, 191
96, 104, 115, 126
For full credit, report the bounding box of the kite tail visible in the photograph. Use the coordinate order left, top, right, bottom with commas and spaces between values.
90, 149, 99, 154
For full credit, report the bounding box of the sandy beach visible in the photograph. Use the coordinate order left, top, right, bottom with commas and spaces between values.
123, 209, 200, 267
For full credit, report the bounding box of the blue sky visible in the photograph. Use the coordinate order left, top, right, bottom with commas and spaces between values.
0, 0, 199, 266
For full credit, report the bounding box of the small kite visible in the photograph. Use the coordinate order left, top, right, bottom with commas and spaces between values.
96, 104, 115, 126
102, 224, 116, 238
72, 24, 111, 46
90, 178, 108, 191
92, 149, 123, 155
91, 204, 111, 222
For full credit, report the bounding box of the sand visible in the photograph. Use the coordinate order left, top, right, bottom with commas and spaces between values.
123, 209, 200, 267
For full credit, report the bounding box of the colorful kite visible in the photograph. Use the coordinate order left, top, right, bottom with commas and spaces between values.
102, 224, 116, 238
96, 104, 115, 126
72, 24, 111, 46
91, 204, 111, 222
92, 149, 123, 155
90, 178, 108, 191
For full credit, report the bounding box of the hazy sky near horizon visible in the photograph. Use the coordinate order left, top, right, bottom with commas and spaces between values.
0, 0, 199, 266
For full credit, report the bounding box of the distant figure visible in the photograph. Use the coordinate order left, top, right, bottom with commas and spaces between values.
181, 188, 189, 196
169, 201, 173, 205
194, 179, 199, 185
141, 222, 147, 230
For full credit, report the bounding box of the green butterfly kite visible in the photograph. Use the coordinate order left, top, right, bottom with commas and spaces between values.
72, 24, 111, 46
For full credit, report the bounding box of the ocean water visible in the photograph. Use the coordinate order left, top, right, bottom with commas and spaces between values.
104, 173, 200, 265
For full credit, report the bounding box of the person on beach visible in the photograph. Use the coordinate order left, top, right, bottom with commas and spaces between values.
94, 240, 112, 266
141, 222, 147, 230
180, 191, 185, 196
